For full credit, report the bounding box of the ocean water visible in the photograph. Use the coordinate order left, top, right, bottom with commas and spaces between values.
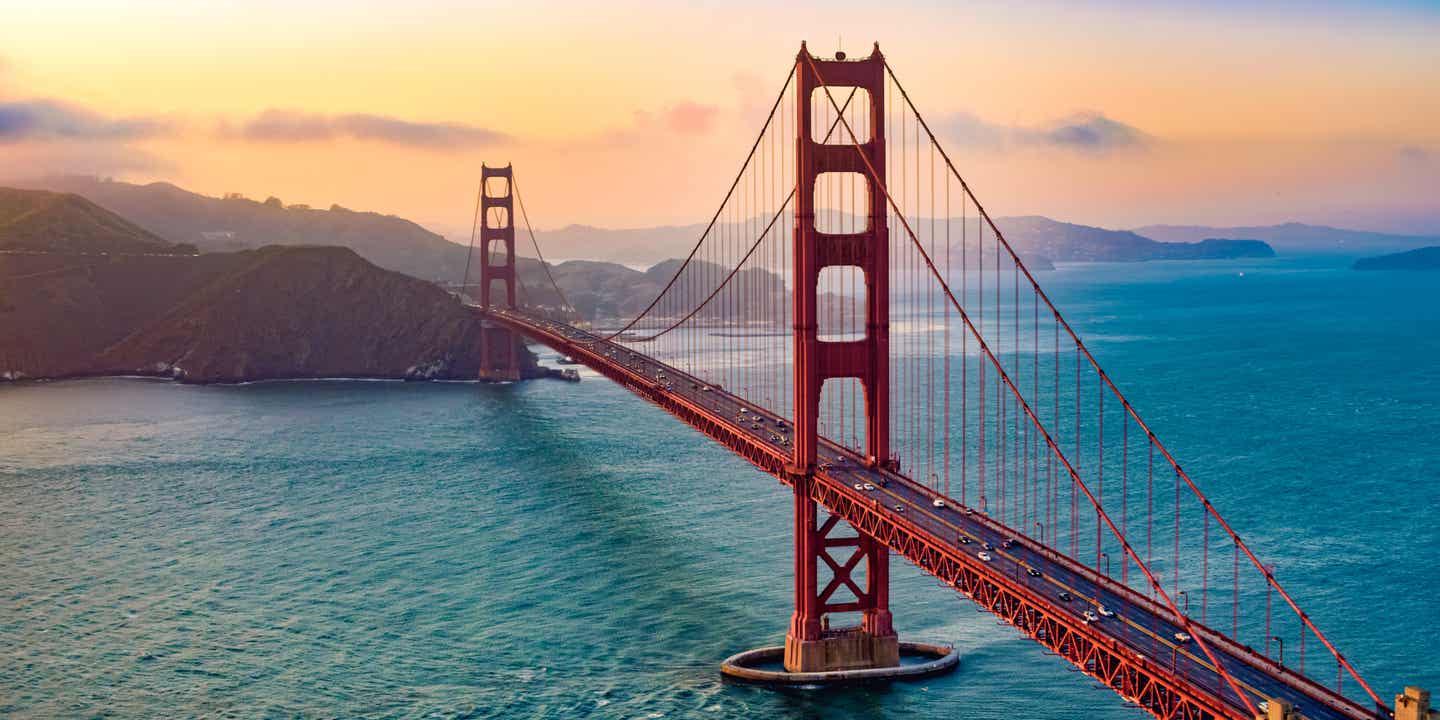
1, 255, 1436, 719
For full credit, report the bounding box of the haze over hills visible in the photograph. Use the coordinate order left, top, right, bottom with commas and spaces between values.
506, 255, 859, 324
528, 216, 1272, 267
12, 177, 1310, 282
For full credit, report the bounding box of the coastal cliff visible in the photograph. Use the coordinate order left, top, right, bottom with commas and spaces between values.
1, 245, 545, 383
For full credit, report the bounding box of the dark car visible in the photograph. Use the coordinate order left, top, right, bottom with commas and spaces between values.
1026, 567, 1042, 578
1057, 591, 1074, 602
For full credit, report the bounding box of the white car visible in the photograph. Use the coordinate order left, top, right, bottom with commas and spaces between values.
1082, 610, 1100, 624
1097, 605, 1116, 618
862, 482, 876, 491
977, 551, 993, 562
854, 483, 866, 491
1173, 631, 1192, 644
932, 498, 946, 508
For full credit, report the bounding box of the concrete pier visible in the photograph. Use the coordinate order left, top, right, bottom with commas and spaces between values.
721, 641, 958, 685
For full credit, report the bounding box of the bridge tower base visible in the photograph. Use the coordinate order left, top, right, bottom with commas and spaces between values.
775, 43, 939, 680
1395, 687, 1439, 720
477, 323, 523, 382
476, 163, 523, 382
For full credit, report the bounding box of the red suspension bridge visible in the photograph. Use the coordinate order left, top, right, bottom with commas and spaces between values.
456, 44, 1428, 720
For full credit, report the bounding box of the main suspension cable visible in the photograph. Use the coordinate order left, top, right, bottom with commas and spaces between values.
459, 180, 483, 296
612, 87, 861, 344
511, 172, 575, 317
881, 57, 1383, 712
804, 50, 1259, 719
588, 65, 796, 342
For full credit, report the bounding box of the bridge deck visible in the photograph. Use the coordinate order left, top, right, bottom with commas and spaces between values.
483, 307, 1378, 720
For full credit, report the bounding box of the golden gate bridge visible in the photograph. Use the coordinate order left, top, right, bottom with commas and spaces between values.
454, 43, 1429, 720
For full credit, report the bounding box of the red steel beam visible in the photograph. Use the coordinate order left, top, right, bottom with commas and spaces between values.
481, 308, 1376, 720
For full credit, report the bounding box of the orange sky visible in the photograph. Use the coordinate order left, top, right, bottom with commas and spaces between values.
2, 1, 1437, 238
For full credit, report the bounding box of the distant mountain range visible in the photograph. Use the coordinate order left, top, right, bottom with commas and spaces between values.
993, 216, 1273, 262
12, 177, 1315, 282
1134, 222, 1440, 255
528, 216, 1275, 267
7, 175, 1432, 383
18, 176, 1440, 316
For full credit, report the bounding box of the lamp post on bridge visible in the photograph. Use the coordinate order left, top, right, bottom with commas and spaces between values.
1272, 635, 1284, 668
1034, 522, 1044, 546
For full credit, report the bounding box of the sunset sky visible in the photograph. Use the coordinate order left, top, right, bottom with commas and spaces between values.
2, 0, 1437, 238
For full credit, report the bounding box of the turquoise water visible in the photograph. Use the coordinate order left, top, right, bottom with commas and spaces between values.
2, 255, 1436, 718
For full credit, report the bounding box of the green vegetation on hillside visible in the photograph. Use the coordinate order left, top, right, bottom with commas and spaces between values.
0, 187, 195, 255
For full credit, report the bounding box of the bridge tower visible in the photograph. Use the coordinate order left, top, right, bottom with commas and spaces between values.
477, 163, 522, 381
784, 42, 898, 673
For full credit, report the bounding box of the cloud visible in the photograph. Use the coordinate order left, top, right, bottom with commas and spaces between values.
731, 71, 768, 118
590, 99, 723, 147
1040, 113, 1146, 152
1397, 145, 1430, 164
0, 142, 171, 181
0, 99, 171, 143
943, 111, 1010, 148
663, 101, 719, 135
228, 109, 507, 149
941, 110, 1148, 155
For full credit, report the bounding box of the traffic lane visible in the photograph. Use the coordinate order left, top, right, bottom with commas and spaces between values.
805, 448, 1269, 715
810, 441, 1359, 720
855, 472, 1280, 717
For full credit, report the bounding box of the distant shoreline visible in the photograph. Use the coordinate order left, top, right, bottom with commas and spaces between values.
0, 371, 572, 387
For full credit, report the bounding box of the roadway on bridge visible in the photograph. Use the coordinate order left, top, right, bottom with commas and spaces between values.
487, 307, 1375, 720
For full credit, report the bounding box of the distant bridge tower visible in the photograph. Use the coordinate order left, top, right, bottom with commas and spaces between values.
478, 163, 522, 381
785, 42, 898, 673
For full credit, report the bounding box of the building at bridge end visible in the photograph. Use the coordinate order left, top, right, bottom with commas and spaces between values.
1395, 686, 1438, 720
1253, 687, 1439, 720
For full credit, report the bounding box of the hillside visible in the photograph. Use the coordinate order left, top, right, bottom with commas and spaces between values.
0, 187, 195, 255
0, 246, 543, 383
17, 176, 468, 281
1134, 222, 1439, 255
991, 216, 1273, 262
509, 256, 859, 324
1352, 246, 1440, 271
